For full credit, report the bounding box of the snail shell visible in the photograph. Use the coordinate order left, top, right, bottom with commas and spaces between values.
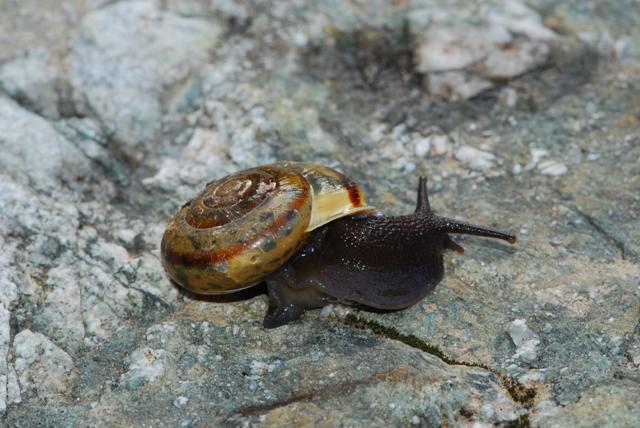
161, 162, 373, 294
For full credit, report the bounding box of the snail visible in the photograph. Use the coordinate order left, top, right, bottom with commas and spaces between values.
161, 162, 516, 328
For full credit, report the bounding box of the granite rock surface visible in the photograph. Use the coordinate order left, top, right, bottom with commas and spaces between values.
1, 0, 638, 426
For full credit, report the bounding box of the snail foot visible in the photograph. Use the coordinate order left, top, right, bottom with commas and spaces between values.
263, 304, 305, 329
263, 278, 330, 328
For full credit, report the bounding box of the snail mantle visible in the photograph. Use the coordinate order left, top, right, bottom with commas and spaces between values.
161, 162, 516, 328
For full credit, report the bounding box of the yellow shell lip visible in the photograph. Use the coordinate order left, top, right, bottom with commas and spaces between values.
307, 205, 377, 231
273, 162, 374, 232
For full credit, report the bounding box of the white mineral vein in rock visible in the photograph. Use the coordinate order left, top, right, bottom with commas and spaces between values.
250, 361, 270, 376
518, 369, 546, 384
508, 319, 540, 363
320, 304, 352, 320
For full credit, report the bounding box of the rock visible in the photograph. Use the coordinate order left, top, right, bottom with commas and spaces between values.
119, 347, 166, 390
524, 147, 549, 171
34, 310, 527, 426
537, 380, 640, 427
1, 0, 640, 426
0, 48, 63, 119
430, 134, 451, 156
499, 87, 519, 108
34, 266, 85, 354
413, 137, 432, 157
410, 0, 556, 100
0, 180, 81, 267
426, 71, 494, 101
0, 306, 10, 414
0, 0, 85, 62
173, 395, 188, 408
538, 160, 569, 177
319, 304, 353, 320
69, 0, 222, 146
0, 278, 18, 312
509, 319, 541, 363
76, 229, 176, 345
455, 145, 498, 171
13, 330, 75, 401
0, 96, 91, 192
626, 325, 640, 369
6, 365, 21, 407
142, 128, 231, 191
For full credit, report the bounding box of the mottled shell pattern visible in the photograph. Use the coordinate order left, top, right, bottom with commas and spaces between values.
161, 162, 373, 295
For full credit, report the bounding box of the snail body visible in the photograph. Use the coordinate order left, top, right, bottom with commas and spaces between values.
161, 162, 516, 328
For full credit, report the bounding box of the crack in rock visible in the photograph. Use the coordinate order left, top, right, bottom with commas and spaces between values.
230, 366, 412, 418
570, 205, 629, 260
338, 314, 537, 408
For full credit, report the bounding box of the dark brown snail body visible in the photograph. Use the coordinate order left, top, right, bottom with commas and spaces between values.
161, 162, 516, 328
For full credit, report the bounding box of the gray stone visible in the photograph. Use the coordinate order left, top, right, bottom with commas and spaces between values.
1, 0, 640, 426
0, 306, 10, 414
0, 48, 63, 119
0, 278, 18, 314
13, 330, 75, 401
0, 0, 86, 62
26, 302, 527, 426
34, 266, 85, 354
537, 379, 640, 428
69, 0, 222, 146
7, 365, 21, 407
455, 145, 499, 171
508, 319, 541, 364
119, 347, 167, 390
410, 0, 556, 100
0, 96, 91, 192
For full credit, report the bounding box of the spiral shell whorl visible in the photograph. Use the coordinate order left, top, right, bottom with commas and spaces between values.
161, 162, 373, 295
161, 166, 312, 294
185, 170, 277, 229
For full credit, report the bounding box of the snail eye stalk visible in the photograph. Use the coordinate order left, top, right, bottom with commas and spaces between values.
415, 176, 431, 213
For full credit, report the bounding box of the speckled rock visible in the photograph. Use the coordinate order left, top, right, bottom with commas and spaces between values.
33, 266, 85, 354
0, 48, 63, 119
7, 301, 528, 426
537, 379, 640, 427
0, 96, 91, 191
1, 0, 639, 426
410, 0, 556, 100
0, 306, 11, 414
69, 0, 222, 146
13, 330, 75, 401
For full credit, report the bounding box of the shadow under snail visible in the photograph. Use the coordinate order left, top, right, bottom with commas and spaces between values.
161, 162, 516, 328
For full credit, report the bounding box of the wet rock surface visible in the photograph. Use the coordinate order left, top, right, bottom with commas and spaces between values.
1, 0, 638, 426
